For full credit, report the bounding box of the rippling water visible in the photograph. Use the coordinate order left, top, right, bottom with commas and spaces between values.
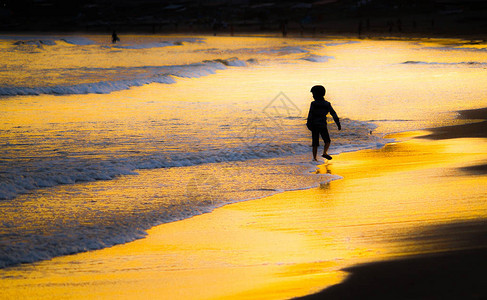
1, 35, 486, 268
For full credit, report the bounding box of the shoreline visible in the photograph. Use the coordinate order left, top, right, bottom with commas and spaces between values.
1, 108, 487, 299
1, 30, 486, 43
422, 107, 487, 140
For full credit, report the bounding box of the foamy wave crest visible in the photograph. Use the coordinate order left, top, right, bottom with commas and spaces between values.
2, 35, 95, 46
402, 60, 487, 66
324, 41, 360, 46
0, 76, 176, 96
0, 143, 305, 200
301, 55, 334, 62
422, 46, 487, 52
258, 46, 310, 54
0, 220, 150, 268
113, 37, 205, 49
114, 41, 176, 49
60, 37, 96, 45
214, 57, 248, 66
0, 58, 249, 96
13, 40, 57, 47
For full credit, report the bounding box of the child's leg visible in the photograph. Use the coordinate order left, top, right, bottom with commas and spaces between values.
312, 129, 319, 161
323, 142, 330, 155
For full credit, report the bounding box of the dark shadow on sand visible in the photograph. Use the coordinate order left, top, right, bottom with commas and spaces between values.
422, 107, 487, 140
420, 107, 487, 175
423, 121, 487, 140
461, 164, 487, 175
294, 220, 487, 300
458, 108, 487, 121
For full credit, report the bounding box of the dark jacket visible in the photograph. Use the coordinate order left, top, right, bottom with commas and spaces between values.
306, 99, 340, 130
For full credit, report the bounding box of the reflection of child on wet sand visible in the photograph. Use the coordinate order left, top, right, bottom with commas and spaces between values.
306, 85, 341, 161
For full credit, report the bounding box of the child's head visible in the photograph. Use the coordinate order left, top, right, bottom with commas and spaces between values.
310, 85, 326, 99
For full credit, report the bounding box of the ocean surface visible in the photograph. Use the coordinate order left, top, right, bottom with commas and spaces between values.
1, 34, 486, 268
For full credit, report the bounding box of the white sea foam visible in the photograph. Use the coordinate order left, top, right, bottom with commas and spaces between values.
60, 37, 96, 45
4, 36, 204, 48
258, 46, 310, 54
220, 57, 248, 66
0, 58, 249, 96
0, 76, 176, 96
422, 46, 487, 52
114, 41, 177, 49
113, 37, 204, 49
7, 36, 96, 46
402, 60, 487, 66
324, 41, 360, 46
12, 40, 57, 47
0, 223, 150, 268
301, 54, 334, 62
0, 143, 303, 200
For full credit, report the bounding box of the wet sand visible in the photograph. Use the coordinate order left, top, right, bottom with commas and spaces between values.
1, 112, 487, 299
423, 108, 487, 140
423, 107, 487, 174
425, 120, 487, 140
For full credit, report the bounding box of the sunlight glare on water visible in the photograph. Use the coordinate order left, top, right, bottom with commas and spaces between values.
0, 35, 486, 271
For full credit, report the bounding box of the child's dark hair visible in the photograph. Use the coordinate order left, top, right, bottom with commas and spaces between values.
310, 85, 326, 98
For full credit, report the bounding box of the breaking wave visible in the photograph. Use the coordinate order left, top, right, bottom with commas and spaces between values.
0, 58, 251, 96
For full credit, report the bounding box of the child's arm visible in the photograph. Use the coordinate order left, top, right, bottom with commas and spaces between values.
330, 105, 341, 130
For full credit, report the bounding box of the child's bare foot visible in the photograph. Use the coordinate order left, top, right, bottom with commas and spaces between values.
322, 154, 332, 160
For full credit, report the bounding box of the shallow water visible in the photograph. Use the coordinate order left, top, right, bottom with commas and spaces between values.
1, 34, 487, 268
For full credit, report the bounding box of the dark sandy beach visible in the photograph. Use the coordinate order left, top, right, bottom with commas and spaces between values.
295, 224, 487, 300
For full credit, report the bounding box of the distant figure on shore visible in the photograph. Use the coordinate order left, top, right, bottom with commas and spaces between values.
112, 31, 120, 44
358, 20, 363, 38
306, 85, 341, 161
280, 19, 288, 37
